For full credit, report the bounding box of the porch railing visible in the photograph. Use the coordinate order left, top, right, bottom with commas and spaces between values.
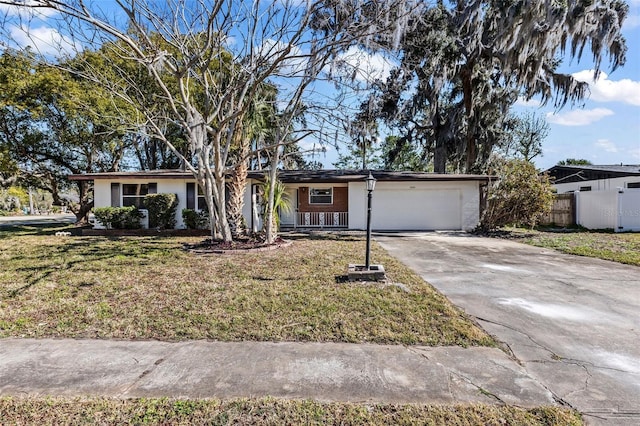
293, 211, 348, 228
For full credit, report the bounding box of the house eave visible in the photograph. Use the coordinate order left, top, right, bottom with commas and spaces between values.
69, 169, 494, 183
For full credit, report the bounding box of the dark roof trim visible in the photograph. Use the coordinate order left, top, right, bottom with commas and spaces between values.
544, 164, 640, 185
257, 170, 492, 183
68, 169, 193, 181
69, 169, 493, 183
545, 164, 640, 175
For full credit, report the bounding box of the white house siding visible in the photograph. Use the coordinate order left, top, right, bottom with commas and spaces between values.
348, 180, 480, 231
93, 180, 112, 209
94, 179, 193, 229
91, 176, 483, 232
245, 180, 260, 232
555, 176, 640, 193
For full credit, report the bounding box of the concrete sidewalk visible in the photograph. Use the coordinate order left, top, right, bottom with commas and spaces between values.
0, 339, 555, 407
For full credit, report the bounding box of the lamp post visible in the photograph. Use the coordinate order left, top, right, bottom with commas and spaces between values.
365, 172, 376, 270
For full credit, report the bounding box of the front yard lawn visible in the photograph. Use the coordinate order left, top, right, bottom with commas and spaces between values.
0, 397, 582, 426
0, 225, 493, 346
508, 228, 640, 266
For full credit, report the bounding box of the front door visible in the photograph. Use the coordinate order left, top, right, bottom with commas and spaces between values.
279, 188, 298, 226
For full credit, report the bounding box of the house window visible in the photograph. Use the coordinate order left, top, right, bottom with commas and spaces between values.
579, 186, 592, 192
122, 183, 157, 208
627, 182, 640, 189
186, 182, 207, 211
309, 188, 333, 204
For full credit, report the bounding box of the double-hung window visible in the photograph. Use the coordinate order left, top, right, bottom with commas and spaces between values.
309, 188, 332, 204
121, 183, 156, 208
186, 182, 207, 211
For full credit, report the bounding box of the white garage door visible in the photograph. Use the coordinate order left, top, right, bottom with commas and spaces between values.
371, 189, 462, 230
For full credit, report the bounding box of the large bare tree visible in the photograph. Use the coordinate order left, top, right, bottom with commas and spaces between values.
0, 0, 419, 242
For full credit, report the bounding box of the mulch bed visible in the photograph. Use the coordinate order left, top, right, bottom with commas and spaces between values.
77, 228, 292, 253
183, 236, 292, 254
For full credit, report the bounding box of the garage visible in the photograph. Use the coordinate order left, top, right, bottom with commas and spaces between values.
371, 186, 462, 230
346, 174, 486, 232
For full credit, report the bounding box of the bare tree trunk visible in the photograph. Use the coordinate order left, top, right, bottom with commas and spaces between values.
264, 147, 280, 244
71, 181, 93, 224
433, 138, 446, 173
461, 65, 476, 173
432, 102, 447, 173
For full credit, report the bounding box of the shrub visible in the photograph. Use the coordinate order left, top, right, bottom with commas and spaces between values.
182, 208, 209, 229
144, 193, 178, 229
0, 186, 28, 213
93, 206, 143, 229
480, 159, 554, 230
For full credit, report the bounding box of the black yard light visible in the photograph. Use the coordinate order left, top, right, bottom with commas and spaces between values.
364, 171, 376, 269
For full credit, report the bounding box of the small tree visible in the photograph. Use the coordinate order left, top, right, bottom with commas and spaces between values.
260, 174, 292, 243
480, 159, 553, 231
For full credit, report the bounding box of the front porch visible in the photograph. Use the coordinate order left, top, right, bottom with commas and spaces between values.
282, 211, 349, 229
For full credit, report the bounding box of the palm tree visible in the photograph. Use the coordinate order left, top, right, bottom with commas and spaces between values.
260, 174, 291, 242
226, 85, 278, 239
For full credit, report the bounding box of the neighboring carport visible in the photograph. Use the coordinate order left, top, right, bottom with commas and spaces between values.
376, 232, 640, 426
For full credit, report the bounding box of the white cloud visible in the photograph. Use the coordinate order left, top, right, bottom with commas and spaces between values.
546, 108, 614, 126
331, 46, 395, 83
630, 147, 640, 160
573, 70, 640, 106
594, 139, 618, 153
10, 24, 79, 57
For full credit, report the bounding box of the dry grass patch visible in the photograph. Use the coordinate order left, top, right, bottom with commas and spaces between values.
0, 226, 493, 346
0, 397, 583, 425
507, 228, 640, 266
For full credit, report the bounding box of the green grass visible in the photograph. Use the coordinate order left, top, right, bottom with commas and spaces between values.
0, 225, 493, 346
507, 228, 640, 266
0, 397, 583, 425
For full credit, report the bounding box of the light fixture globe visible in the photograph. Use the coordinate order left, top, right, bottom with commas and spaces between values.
365, 172, 376, 192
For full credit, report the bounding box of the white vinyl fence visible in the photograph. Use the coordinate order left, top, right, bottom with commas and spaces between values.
576, 189, 640, 232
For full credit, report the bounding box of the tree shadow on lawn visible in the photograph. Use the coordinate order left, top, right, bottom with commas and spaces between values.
4, 235, 181, 298
0, 223, 78, 239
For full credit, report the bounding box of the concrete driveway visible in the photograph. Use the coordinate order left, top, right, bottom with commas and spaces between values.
376, 232, 640, 425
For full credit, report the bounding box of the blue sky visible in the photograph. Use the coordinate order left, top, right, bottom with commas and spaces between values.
2, 0, 639, 171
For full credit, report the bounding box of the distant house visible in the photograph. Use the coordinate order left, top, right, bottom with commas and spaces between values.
68, 169, 491, 232
545, 164, 640, 193
544, 165, 640, 232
